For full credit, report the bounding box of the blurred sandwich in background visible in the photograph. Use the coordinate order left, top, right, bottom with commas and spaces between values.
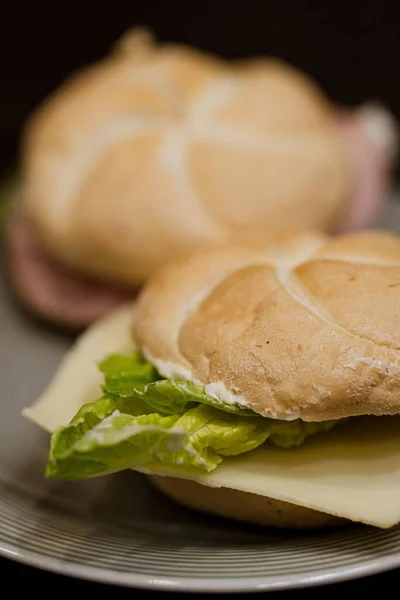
2, 29, 398, 328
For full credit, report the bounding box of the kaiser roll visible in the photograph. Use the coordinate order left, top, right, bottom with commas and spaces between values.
21, 29, 350, 287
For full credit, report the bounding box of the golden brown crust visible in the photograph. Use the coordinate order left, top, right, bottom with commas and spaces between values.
150, 476, 346, 529
21, 29, 350, 287
134, 230, 400, 421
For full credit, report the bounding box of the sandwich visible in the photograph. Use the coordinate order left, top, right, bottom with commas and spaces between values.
23, 229, 400, 529
3, 29, 397, 329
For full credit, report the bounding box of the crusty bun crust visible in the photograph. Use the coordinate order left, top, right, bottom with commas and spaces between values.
22, 29, 349, 287
150, 476, 345, 529
134, 230, 400, 422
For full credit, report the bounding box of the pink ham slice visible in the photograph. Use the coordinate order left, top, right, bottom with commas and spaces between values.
4, 108, 397, 329
335, 107, 396, 232
4, 210, 134, 329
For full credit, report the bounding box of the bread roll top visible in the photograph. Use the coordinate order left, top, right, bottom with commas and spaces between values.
134, 230, 400, 421
21, 29, 350, 286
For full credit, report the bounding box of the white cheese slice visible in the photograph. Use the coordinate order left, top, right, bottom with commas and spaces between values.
22, 305, 400, 528
171, 415, 400, 529
22, 304, 136, 431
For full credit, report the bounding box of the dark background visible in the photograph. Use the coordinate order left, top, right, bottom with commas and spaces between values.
0, 556, 399, 594
1, 0, 400, 176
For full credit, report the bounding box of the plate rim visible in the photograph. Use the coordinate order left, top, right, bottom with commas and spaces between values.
1, 538, 399, 592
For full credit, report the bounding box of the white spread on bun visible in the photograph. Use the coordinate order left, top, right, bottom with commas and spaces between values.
23, 230, 400, 529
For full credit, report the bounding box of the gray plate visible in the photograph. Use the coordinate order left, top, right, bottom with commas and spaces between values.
2, 202, 400, 593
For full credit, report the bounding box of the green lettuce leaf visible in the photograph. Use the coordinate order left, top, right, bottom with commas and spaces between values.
100, 353, 258, 417
45, 394, 337, 481
45, 352, 339, 480
99, 353, 160, 395
46, 398, 186, 480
